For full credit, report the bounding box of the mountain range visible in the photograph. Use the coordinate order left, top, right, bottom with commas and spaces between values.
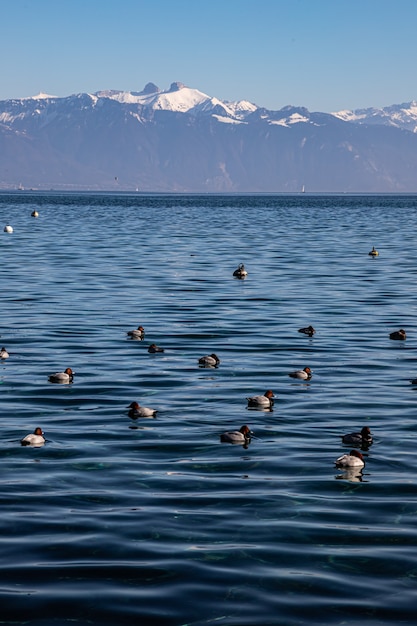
1, 81, 417, 192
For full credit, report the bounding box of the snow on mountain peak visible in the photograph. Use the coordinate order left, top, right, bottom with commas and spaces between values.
332, 101, 417, 132
91, 82, 258, 120
26, 92, 57, 100
93, 82, 208, 112
10, 84, 417, 133
152, 84, 210, 112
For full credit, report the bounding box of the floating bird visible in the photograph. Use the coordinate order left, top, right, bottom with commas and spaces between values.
127, 401, 157, 418
342, 426, 373, 446
198, 353, 220, 367
220, 425, 252, 445
410, 378, 417, 385
246, 389, 275, 408
289, 367, 312, 380
233, 263, 248, 278
368, 246, 379, 256
4, 225, 13, 233
48, 367, 74, 384
31, 210, 39, 218
389, 329, 406, 340
127, 325, 145, 339
335, 449, 365, 468
148, 343, 164, 353
298, 325, 315, 337
21, 427, 45, 447
0, 347, 10, 359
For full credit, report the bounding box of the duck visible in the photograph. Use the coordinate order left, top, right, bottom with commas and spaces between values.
3, 225, 13, 233
368, 246, 379, 256
298, 325, 315, 337
127, 401, 157, 418
31, 210, 39, 218
198, 353, 220, 367
233, 263, 248, 278
389, 329, 406, 340
0, 346, 10, 359
342, 426, 373, 446
127, 325, 145, 339
410, 378, 417, 385
21, 427, 45, 447
246, 389, 275, 408
335, 449, 365, 468
148, 343, 164, 353
48, 367, 74, 384
220, 425, 252, 445
289, 366, 312, 380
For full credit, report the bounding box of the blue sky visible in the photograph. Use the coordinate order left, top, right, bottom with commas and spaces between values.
2, 0, 417, 112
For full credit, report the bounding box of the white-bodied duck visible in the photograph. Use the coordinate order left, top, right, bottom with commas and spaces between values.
289, 367, 312, 380
335, 449, 365, 468
21, 427, 45, 447
246, 389, 275, 408
127, 401, 157, 418
48, 367, 74, 384
127, 325, 145, 339
220, 425, 252, 445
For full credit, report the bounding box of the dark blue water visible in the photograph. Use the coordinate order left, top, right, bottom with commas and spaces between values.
1, 193, 417, 625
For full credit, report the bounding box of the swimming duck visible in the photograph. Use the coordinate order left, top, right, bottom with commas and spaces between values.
127, 401, 157, 418
410, 378, 417, 385
31, 210, 39, 218
220, 425, 252, 444
21, 427, 45, 447
342, 426, 373, 446
0, 347, 10, 359
289, 367, 312, 380
198, 353, 220, 367
148, 343, 164, 353
246, 389, 275, 408
389, 329, 406, 340
127, 325, 145, 339
3, 225, 13, 233
48, 367, 74, 384
368, 246, 379, 257
335, 449, 365, 468
233, 263, 248, 278
298, 326, 315, 337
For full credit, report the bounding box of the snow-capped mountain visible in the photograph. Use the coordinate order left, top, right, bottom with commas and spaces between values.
333, 101, 417, 133
0, 82, 417, 192
95, 81, 257, 119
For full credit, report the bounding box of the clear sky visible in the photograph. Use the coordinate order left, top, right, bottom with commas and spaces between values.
1, 0, 416, 112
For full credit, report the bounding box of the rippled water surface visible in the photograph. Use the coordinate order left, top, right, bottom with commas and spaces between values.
1, 193, 417, 625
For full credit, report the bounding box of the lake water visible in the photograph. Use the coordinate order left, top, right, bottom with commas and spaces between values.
1, 193, 417, 625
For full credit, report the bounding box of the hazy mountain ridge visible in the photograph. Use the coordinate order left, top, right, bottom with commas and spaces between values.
1, 83, 417, 191
332, 101, 417, 133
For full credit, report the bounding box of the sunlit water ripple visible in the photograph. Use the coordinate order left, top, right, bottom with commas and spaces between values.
1, 193, 417, 625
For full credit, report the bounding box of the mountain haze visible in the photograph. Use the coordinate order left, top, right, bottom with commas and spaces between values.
1, 82, 417, 192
